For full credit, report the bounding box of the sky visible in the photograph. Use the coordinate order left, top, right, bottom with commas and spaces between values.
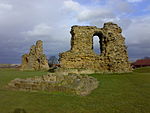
0, 0, 150, 63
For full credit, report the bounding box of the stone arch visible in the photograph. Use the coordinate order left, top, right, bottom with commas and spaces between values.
93, 36, 100, 54
25, 57, 28, 63
92, 31, 104, 54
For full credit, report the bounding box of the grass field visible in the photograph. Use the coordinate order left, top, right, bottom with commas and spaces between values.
0, 68, 149, 113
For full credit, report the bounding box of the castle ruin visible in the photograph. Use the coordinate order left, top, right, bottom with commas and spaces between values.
59, 22, 132, 73
20, 40, 49, 70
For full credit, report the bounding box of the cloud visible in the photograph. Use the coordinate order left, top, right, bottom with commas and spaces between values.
64, 0, 81, 11
63, 0, 133, 28
108, 0, 133, 13
0, 3, 13, 17
0, 0, 71, 63
124, 16, 150, 44
63, 0, 150, 61
144, 5, 150, 12
123, 15, 150, 59
77, 9, 116, 22
0, 0, 149, 63
63, 0, 116, 26
0, 3, 13, 11
26, 24, 52, 37
127, 0, 143, 3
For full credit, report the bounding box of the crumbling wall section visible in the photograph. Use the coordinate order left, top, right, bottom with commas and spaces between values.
59, 22, 132, 72
20, 40, 49, 70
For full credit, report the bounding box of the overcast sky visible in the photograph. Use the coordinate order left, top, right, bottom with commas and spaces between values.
0, 0, 150, 63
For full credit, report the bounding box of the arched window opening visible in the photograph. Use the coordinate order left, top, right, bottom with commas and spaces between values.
92, 32, 103, 55
93, 36, 101, 54
25, 58, 28, 63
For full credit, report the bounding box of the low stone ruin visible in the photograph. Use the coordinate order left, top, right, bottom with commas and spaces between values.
59, 22, 132, 73
6, 73, 99, 96
20, 40, 49, 70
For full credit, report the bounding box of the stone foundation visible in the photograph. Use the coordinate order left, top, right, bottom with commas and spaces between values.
6, 73, 99, 96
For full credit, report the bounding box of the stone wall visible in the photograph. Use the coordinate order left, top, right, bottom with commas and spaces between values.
59, 22, 132, 73
20, 40, 49, 70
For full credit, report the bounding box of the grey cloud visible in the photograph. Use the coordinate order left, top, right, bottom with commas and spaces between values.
25, 24, 52, 37
63, 0, 133, 28
108, 0, 133, 13
124, 16, 150, 60
77, 9, 116, 22
124, 16, 150, 44
0, 0, 71, 63
127, 0, 143, 3
0, 0, 149, 63
128, 42, 150, 61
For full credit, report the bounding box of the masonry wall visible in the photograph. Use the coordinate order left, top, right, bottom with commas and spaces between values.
20, 40, 49, 70
59, 22, 132, 73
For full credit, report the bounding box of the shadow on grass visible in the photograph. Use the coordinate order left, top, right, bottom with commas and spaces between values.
11, 108, 27, 113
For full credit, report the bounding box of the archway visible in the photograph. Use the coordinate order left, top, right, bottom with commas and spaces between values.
93, 36, 100, 54
25, 57, 28, 63
92, 32, 103, 55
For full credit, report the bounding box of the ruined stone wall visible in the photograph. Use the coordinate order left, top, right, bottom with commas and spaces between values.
6, 73, 99, 96
20, 40, 49, 70
59, 22, 132, 73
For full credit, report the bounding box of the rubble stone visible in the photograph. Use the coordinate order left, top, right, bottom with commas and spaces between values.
20, 40, 49, 70
6, 73, 99, 96
59, 22, 132, 73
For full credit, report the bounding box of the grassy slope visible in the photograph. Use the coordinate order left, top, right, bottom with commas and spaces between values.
0, 68, 149, 113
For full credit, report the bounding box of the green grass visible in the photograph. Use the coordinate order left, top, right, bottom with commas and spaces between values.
133, 66, 150, 73
0, 68, 149, 113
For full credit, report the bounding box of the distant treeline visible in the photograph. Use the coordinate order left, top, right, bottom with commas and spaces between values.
0, 64, 20, 68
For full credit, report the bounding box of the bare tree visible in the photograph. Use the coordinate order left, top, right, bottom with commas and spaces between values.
144, 56, 150, 59
48, 56, 59, 67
